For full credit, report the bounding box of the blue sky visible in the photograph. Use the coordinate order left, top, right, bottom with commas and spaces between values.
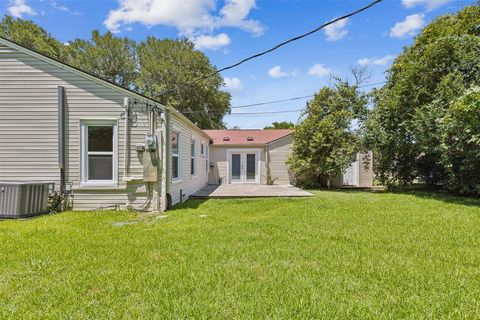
0, 0, 474, 128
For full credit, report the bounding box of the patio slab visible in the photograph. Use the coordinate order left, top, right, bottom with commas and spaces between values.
190, 184, 313, 199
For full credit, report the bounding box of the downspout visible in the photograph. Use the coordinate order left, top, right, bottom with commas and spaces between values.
265, 144, 268, 182
57, 86, 66, 194
165, 108, 172, 209
123, 97, 130, 181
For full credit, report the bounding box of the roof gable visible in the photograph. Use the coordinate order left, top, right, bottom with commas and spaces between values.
204, 129, 293, 145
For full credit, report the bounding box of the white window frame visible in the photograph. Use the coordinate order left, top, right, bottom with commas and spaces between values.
172, 129, 181, 182
206, 143, 209, 173
201, 141, 205, 157
191, 138, 196, 177
80, 119, 118, 187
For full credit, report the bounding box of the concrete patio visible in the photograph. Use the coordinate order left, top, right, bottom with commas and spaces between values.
190, 184, 313, 199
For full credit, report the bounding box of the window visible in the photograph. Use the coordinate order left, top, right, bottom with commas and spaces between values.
201, 142, 205, 156
205, 144, 209, 173
81, 120, 117, 185
172, 130, 180, 180
191, 138, 196, 176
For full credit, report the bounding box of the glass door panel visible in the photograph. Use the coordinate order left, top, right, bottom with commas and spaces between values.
245, 153, 256, 181
231, 153, 241, 182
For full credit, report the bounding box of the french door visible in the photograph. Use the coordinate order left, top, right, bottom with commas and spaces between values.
228, 150, 260, 184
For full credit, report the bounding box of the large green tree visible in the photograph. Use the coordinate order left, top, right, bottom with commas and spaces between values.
67, 30, 138, 88
365, 4, 480, 189
288, 78, 368, 187
136, 37, 230, 129
264, 121, 295, 130
0, 15, 68, 61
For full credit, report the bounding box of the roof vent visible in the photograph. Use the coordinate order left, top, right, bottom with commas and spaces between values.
247, 137, 254, 141
223, 137, 230, 141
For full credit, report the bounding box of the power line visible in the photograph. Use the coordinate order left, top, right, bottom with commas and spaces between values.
191, 0, 384, 83
181, 108, 303, 115
229, 109, 304, 116
231, 81, 387, 109
232, 95, 314, 109
180, 80, 388, 116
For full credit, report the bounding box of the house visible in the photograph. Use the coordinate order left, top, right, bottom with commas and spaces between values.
205, 129, 294, 185
205, 129, 374, 188
0, 36, 210, 211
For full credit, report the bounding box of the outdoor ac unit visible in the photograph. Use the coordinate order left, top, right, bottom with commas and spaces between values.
0, 182, 54, 219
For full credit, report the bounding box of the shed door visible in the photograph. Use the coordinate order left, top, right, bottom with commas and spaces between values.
343, 156, 359, 186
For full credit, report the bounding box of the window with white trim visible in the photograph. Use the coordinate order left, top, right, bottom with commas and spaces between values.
172, 130, 180, 180
191, 138, 196, 176
205, 143, 209, 173
201, 142, 205, 156
81, 120, 117, 185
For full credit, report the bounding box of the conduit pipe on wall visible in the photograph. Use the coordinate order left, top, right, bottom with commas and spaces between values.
123, 97, 130, 181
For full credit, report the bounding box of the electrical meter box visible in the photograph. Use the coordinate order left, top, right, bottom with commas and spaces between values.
143, 134, 158, 182
145, 134, 157, 152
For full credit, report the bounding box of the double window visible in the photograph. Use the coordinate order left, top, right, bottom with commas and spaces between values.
172, 130, 180, 180
191, 139, 196, 176
81, 120, 117, 186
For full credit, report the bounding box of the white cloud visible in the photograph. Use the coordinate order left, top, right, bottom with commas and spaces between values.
324, 18, 348, 41
390, 14, 425, 38
357, 54, 396, 66
223, 77, 244, 93
267, 65, 297, 78
7, 0, 36, 18
194, 33, 231, 50
50, 1, 81, 15
104, 0, 263, 37
217, 0, 263, 35
308, 64, 331, 77
401, 0, 451, 11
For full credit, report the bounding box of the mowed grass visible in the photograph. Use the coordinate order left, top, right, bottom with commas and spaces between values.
1, 191, 480, 319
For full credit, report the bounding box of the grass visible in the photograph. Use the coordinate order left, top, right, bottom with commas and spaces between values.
1, 191, 480, 319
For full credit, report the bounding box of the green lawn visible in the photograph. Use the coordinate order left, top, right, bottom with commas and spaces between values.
1, 191, 480, 319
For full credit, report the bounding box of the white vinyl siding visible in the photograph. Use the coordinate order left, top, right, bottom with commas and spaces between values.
0, 39, 210, 211
169, 114, 209, 206
0, 41, 151, 210
266, 135, 294, 185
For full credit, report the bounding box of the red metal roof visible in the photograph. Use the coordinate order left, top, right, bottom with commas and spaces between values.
204, 129, 293, 145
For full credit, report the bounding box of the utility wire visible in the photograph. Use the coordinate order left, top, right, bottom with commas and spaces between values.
232, 95, 314, 109
230, 81, 387, 109
191, 0, 384, 83
180, 80, 387, 116
183, 109, 304, 116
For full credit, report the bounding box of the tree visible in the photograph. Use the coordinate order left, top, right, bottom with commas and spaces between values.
136, 37, 231, 129
0, 15, 68, 61
365, 4, 480, 189
264, 121, 295, 130
67, 30, 138, 88
288, 77, 368, 187
440, 87, 480, 196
